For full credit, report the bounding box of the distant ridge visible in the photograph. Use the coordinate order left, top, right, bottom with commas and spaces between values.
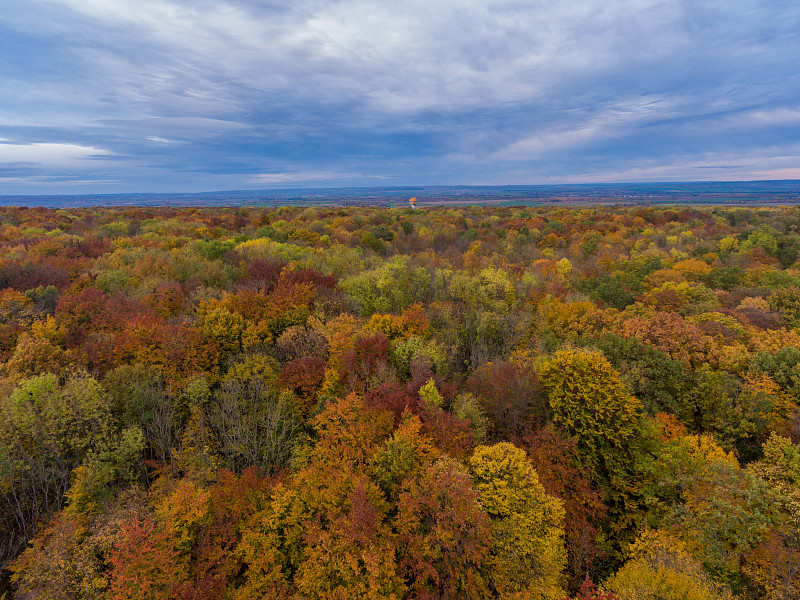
1, 181, 799, 208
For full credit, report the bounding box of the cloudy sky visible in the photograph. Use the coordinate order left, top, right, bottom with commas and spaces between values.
1, 0, 799, 194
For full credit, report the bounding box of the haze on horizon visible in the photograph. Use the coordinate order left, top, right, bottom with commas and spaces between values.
1, 0, 799, 195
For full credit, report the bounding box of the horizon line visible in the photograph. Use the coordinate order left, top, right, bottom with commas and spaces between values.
1, 178, 800, 200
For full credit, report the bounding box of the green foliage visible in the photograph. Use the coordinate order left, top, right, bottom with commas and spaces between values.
95, 269, 132, 295
0, 373, 125, 566
452, 393, 489, 443
66, 425, 145, 515
539, 349, 649, 552
256, 224, 289, 242
341, 256, 431, 315
448, 267, 516, 312
751, 347, 800, 398
4, 373, 114, 465
206, 376, 302, 474
650, 431, 777, 586
389, 335, 447, 380
578, 258, 661, 310
702, 266, 743, 291
359, 231, 386, 254
370, 414, 438, 503
579, 274, 635, 309
371, 225, 395, 242
743, 435, 800, 599
581, 233, 600, 258
769, 286, 800, 327
776, 234, 800, 268
418, 378, 443, 411
686, 368, 790, 462
105, 363, 177, 463
23, 284, 58, 313
202, 306, 245, 354
740, 229, 779, 257
749, 433, 800, 496
585, 334, 690, 416
192, 238, 237, 260
539, 350, 643, 487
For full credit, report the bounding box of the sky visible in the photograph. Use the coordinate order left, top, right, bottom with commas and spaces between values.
1, 0, 799, 194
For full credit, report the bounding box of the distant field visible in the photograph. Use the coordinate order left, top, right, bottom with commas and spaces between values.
1, 180, 799, 208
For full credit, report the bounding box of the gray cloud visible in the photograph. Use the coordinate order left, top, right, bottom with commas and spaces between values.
0, 0, 798, 192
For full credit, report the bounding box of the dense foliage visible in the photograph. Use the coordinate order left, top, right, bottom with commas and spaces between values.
2, 203, 800, 599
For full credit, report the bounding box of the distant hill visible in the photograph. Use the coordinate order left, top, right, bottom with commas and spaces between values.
1, 181, 798, 208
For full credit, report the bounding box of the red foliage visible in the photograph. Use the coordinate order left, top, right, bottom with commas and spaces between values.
366, 381, 419, 421
4, 259, 71, 291
146, 281, 187, 318
274, 325, 328, 363
420, 407, 475, 459
563, 574, 621, 600
399, 302, 430, 337
695, 319, 739, 343
524, 426, 608, 589
278, 356, 327, 416
282, 267, 338, 291
737, 307, 785, 330
73, 236, 111, 259
618, 311, 713, 368
208, 467, 273, 524
245, 258, 286, 288
397, 459, 492, 599
171, 577, 227, 600
107, 517, 186, 600
159, 325, 222, 386
112, 320, 221, 385
746, 246, 777, 266
225, 288, 271, 321
467, 360, 548, 441
265, 278, 316, 319
55, 287, 156, 344
181, 469, 275, 599
638, 287, 685, 312
339, 334, 391, 394
239, 257, 286, 289
0, 321, 24, 362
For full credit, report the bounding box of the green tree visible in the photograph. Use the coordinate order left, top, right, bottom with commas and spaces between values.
585, 334, 690, 417
539, 350, 643, 491
0, 373, 124, 565
206, 376, 302, 474
105, 363, 178, 466
744, 434, 800, 599
651, 431, 776, 587
370, 413, 439, 504
539, 349, 647, 550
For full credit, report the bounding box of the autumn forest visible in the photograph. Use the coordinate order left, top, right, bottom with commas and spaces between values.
2, 203, 800, 600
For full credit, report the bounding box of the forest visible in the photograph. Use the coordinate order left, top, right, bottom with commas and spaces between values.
1, 203, 800, 600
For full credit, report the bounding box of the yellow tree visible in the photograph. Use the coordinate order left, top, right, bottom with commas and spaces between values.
605, 529, 734, 600
234, 394, 401, 599
470, 442, 566, 600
